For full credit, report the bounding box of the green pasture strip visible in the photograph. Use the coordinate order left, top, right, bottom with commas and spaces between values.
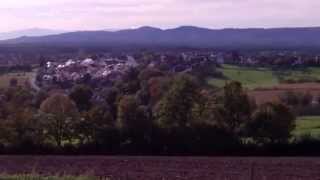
293, 116, 320, 138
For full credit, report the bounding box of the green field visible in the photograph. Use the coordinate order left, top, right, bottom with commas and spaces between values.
293, 116, 320, 138
276, 67, 320, 82
0, 71, 35, 89
208, 65, 320, 89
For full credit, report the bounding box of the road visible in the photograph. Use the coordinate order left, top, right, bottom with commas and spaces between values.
29, 70, 40, 92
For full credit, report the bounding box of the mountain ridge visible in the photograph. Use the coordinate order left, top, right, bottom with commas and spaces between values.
2, 26, 320, 49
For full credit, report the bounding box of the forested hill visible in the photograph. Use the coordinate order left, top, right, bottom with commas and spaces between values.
2, 26, 320, 50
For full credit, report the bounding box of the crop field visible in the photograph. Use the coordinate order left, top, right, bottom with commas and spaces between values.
0, 174, 95, 180
208, 65, 320, 89
0, 71, 35, 89
294, 116, 320, 138
0, 156, 319, 180
249, 83, 320, 104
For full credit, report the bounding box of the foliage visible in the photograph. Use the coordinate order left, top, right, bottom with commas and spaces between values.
248, 102, 296, 144
69, 85, 93, 112
0, 71, 303, 155
222, 81, 255, 135
157, 74, 199, 128
40, 93, 79, 147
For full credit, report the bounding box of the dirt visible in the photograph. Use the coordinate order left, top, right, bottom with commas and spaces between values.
249, 83, 320, 104
0, 156, 319, 180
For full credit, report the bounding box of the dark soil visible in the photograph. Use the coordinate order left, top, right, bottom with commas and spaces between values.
0, 156, 319, 180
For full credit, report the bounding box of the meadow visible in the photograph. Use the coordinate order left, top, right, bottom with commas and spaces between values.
208, 64, 320, 89
294, 116, 320, 138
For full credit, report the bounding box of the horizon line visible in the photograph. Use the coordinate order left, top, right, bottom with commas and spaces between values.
2, 25, 320, 33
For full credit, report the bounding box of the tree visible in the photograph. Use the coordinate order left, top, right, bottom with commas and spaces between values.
100, 87, 119, 120
69, 85, 93, 112
301, 92, 313, 106
117, 95, 153, 151
248, 102, 296, 144
117, 95, 148, 130
222, 81, 255, 135
0, 107, 44, 147
157, 74, 199, 128
40, 93, 79, 147
148, 76, 172, 105
280, 91, 300, 106
76, 105, 116, 146
138, 68, 164, 82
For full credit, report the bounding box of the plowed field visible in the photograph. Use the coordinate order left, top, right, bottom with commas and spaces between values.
0, 156, 319, 180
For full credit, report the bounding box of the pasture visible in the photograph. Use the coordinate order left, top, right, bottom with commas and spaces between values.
208, 64, 278, 89
208, 64, 320, 89
294, 116, 320, 138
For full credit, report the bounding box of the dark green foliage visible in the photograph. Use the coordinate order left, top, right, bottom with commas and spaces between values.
222, 81, 255, 135
69, 85, 93, 112
248, 102, 296, 144
157, 74, 199, 128
0, 72, 300, 155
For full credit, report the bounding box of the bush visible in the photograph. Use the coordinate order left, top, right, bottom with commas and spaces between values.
248, 102, 296, 145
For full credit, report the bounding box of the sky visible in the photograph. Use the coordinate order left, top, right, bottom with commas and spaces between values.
0, 0, 319, 32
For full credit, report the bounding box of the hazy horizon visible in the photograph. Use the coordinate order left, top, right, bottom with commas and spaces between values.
0, 0, 319, 32
3, 25, 320, 34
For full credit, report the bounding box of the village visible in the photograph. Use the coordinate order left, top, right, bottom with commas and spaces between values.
35, 52, 220, 90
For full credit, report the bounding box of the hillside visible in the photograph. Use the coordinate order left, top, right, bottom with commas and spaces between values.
1, 26, 320, 50
0, 28, 65, 40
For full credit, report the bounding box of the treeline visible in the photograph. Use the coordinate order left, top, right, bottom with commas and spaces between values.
0, 69, 319, 155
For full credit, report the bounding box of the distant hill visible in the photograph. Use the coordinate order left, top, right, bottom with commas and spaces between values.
2, 26, 320, 50
0, 28, 65, 40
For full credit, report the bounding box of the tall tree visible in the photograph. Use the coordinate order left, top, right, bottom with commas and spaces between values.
248, 102, 296, 144
69, 85, 93, 112
40, 93, 79, 147
157, 74, 199, 128
222, 81, 255, 135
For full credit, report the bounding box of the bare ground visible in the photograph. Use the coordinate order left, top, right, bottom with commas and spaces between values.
249, 83, 320, 104
0, 156, 319, 180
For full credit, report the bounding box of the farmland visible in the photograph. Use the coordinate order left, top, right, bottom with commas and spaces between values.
0, 175, 95, 180
0, 156, 319, 180
208, 65, 278, 89
0, 71, 35, 89
249, 83, 320, 104
208, 64, 320, 89
294, 116, 320, 138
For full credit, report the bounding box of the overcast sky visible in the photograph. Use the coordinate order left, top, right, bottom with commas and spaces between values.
0, 0, 319, 32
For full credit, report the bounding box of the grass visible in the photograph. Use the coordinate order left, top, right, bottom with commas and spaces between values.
208, 64, 320, 89
0, 175, 98, 180
0, 71, 35, 89
276, 67, 320, 82
207, 64, 278, 89
293, 116, 320, 138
